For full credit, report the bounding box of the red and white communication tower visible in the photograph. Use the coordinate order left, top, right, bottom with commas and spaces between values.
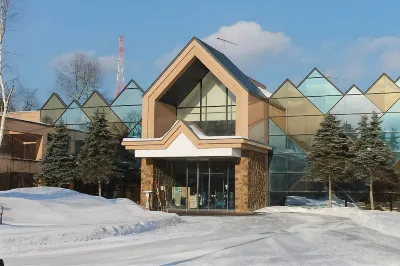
115, 36, 124, 97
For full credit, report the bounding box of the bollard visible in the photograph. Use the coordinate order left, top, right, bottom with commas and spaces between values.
390, 192, 393, 212
0, 258, 4, 266
0, 205, 3, 225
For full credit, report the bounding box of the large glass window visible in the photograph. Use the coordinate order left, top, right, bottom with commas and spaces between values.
168, 159, 235, 211
177, 72, 236, 136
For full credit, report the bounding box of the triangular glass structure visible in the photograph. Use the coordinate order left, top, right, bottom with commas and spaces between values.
298, 69, 342, 114
271, 80, 303, 98
365, 74, 400, 112
380, 99, 400, 133
269, 119, 286, 135
269, 119, 305, 154
271, 80, 322, 117
82, 91, 123, 124
330, 91, 382, 129
55, 101, 90, 131
396, 78, 400, 87
40, 93, 66, 124
386, 98, 400, 113
346, 86, 362, 95
129, 122, 142, 138
112, 82, 143, 107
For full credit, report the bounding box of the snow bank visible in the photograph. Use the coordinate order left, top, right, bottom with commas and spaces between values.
256, 206, 400, 239
0, 187, 180, 252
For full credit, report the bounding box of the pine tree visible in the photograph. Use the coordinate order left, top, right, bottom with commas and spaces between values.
306, 114, 351, 208
350, 112, 399, 210
76, 112, 120, 197
387, 129, 399, 151
39, 120, 76, 187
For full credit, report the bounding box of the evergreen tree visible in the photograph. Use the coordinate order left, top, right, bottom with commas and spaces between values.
306, 114, 351, 208
39, 120, 75, 187
350, 112, 398, 210
387, 129, 399, 151
77, 112, 120, 196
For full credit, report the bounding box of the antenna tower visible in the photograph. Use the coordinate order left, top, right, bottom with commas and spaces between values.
115, 36, 124, 97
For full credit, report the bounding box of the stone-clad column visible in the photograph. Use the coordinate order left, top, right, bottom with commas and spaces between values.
140, 158, 154, 209
235, 157, 249, 212
234, 151, 269, 212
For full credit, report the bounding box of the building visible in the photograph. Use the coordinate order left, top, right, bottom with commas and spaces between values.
122, 37, 274, 212
0, 111, 55, 190
0, 80, 144, 201
3, 36, 400, 211
268, 71, 400, 206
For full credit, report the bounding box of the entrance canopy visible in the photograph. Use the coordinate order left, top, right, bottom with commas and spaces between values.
122, 120, 270, 158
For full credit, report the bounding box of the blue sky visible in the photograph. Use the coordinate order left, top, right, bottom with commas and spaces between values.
6, 0, 400, 106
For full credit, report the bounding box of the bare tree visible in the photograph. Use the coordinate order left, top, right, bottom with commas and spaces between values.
13, 86, 38, 111
0, 0, 19, 146
55, 52, 101, 103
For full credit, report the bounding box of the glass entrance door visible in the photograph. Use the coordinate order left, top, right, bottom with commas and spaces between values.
168, 159, 235, 211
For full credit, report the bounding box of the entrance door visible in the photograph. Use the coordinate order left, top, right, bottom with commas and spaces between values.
168, 159, 235, 211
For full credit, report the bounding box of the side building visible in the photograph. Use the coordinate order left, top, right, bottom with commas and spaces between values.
0, 80, 144, 203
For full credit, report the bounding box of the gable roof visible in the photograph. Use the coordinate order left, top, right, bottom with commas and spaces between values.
144, 37, 266, 100
195, 38, 266, 99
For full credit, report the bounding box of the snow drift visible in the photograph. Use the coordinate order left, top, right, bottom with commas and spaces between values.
256, 206, 400, 239
0, 187, 180, 252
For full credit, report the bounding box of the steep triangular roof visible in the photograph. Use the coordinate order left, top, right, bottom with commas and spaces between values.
144, 37, 266, 100
196, 38, 266, 99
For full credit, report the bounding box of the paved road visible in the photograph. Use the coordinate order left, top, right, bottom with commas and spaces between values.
3, 213, 400, 265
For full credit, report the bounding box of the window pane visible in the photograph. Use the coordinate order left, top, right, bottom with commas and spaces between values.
56, 101, 90, 130
113, 88, 143, 106
330, 94, 381, 115
307, 95, 342, 114
272, 80, 303, 99
298, 70, 342, 96
40, 94, 66, 124
111, 105, 142, 123
287, 116, 324, 135
272, 97, 321, 116
270, 173, 287, 191
177, 107, 200, 122
366, 75, 400, 112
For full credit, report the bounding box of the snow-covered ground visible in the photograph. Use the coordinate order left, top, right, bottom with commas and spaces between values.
0, 187, 180, 252
1, 188, 400, 265
256, 206, 400, 239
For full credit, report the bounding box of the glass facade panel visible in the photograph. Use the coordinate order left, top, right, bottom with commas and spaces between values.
176, 72, 236, 136
40, 94, 66, 124
56, 101, 90, 131
286, 116, 324, 135
366, 93, 400, 112
111, 105, 142, 123
269, 70, 400, 207
273, 97, 322, 116
347, 86, 362, 95
366, 75, 400, 112
272, 80, 303, 99
380, 113, 400, 132
297, 70, 342, 114
298, 70, 342, 97
307, 95, 343, 114
112, 88, 143, 106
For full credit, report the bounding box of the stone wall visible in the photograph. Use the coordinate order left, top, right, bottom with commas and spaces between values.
248, 151, 268, 211
234, 151, 268, 212
234, 157, 249, 212
140, 158, 154, 209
